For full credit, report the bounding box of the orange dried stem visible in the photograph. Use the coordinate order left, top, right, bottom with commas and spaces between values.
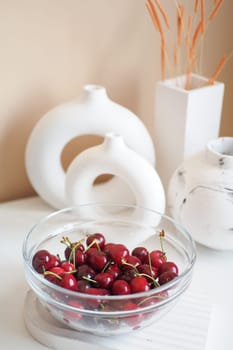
145, 2, 159, 31
174, 44, 178, 66
146, 0, 166, 79
208, 54, 227, 85
161, 41, 166, 80
190, 21, 202, 59
177, 4, 184, 47
194, 0, 199, 13
185, 66, 192, 90
185, 15, 193, 88
186, 15, 192, 46
200, 0, 205, 33
146, 0, 164, 38
209, 0, 224, 21
153, 0, 170, 29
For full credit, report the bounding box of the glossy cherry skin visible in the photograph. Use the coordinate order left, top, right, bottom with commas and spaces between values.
60, 274, 77, 291
121, 302, 144, 328
121, 255, 141, 271
158, 271, 178, 285
60, 261, 75, 272
63, 300, 84, 321
131, 246, 148, 263
32, 249, 51, 273
94, 272, 114, 289
111, 279, 131, 295
74, 249, 86, 266
119, 269, 137, 282
87, 251, 108, 271
130, 276, 150, 293
44, 267, 64, 285
108, 244, 129, 265
75, 264, 96, 280
103, 243, 115, 255
77, 279, 91, 292
85, 287, 110, 308
86, 233, 105, 249
146, 250, 166, 268
49, 254, 60, 268
105, 262, 121, 279
64, 242, 85, 261
158, 261, 179, 276
137, 264, 159, 281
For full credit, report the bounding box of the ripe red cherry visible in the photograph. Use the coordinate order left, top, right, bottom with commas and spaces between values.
44, 267, 64, 285
146, 250, 166, 268
158, 261, 179, 276
87, 251, 108, 271
121, 255, 141, 271
61, 261, 75, 272
111, 280, 131, 295
103, 243, 115, 255
77, 279, 91, 292
86, 233, 105, 249
64, 242, 85, 261
121, 302, 144, 328
85, 287, 110, 308
137, 264, 158, 281
119, 269, 137, 282
32, 249, 51, 273
49, 266, 64, 276
60, 274, 77, 291
49, 254, 60, 268
130, 276, 150, 293
108, 244, 129, 265
105, 262, 120, 279
60, 273, 77, 291
75, 264, 96, 280
94, 272, 114, 289
132, 246, 148, 263
63, 299, 84, 321
159, 271, 178, 285
74, 249, 86, 266
85, 247, 98, 257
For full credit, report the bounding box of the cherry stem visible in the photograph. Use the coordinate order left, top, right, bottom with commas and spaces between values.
68, 239, 85, 265
60, 236, 72, 247
44, 271, 62, 280
84, 238, 101, 253
139, 273, 160, 288
82, 276, 97, 284
159, 229, 165, 253
147, 250, 154, 280
137, 293, 166, 306
101, 260, 112, 273
121, 259, 139, 273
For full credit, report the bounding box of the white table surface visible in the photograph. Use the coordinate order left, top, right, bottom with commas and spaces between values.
0, 196, 232, 349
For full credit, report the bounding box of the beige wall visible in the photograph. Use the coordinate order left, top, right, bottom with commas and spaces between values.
0, 0, 232, 202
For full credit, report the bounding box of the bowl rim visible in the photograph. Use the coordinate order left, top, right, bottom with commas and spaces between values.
22, 202, 197, 308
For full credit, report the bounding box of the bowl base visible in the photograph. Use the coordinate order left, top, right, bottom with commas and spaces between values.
23, 290, 211, 350
23, 290, 113, 350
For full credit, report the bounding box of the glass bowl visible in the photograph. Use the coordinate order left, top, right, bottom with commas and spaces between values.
22, 203, 196, 336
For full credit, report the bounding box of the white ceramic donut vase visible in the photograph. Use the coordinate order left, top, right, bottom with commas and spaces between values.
168, 137, 233, 250
65, 133, 165, 226
25, 85, 155, 209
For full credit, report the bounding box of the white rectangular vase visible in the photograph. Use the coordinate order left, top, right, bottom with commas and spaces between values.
154, 74, 224, 190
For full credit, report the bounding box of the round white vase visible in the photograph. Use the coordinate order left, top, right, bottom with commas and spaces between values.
65, 133, 165, 227
25, 85, 155, 209
168, 137, 233, 250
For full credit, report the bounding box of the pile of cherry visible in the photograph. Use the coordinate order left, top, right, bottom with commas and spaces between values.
32, 231, 179, 299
